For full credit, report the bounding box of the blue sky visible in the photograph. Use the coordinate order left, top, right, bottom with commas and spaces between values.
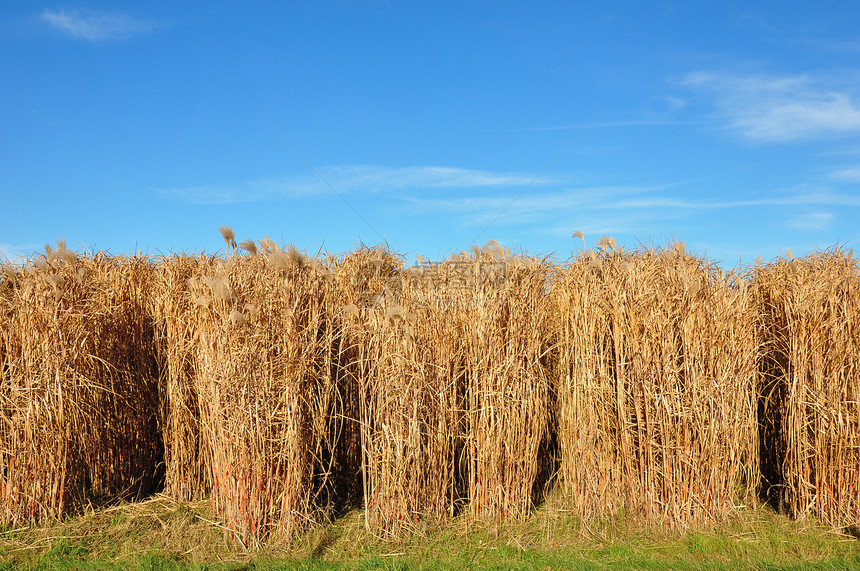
2, 1, 859, 266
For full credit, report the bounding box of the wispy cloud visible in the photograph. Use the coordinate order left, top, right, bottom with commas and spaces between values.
405, 185, 658, 216
41, 9, 158, 41
402, 184, 680, 234
801, 39, 860, 54
402, 181, 860, 240
0, 242, 39, 262
157, 163, 860, 250
409, 184, 860, 216
324, 165, 549, 190
613, 190, 860, 209
155, 177, 320, 205
829, 167, 860, 183
157, 165, 555, 205
491, 119, 695, 133
786, 212, 834, 231
681, 71, 860, 142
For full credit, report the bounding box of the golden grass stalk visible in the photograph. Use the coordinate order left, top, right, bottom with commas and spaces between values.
551, 244, 758, 527
459, 251, 554, 521
182, 252, 346, 546
149, 254, 214, 502
219, 226, 237, 254
753, 248, 860, 528
2, 240, 857, 540
0, 254, 162, 525
334, 248, 465, 537
238, 240, 257, 255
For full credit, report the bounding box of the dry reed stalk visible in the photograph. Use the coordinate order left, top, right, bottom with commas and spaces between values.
3, 239, 856, 540
337, 249, 467, 537
149, 254, 214, 501
330, 246, 404, 531
458, 247, 554, 521
552, 243, 757, 527
754, 248, 860, 528
336, 244, 554, 531
0, 251, 161, 525
185, 250, 343, 546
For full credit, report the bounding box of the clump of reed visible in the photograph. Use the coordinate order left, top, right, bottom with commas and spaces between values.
179, 243, 346, 547
333, 242, 554, 533
0, 244, 161, 525
551, 239, 758, 527
149, 254, 214, 502
753, 248, 860, 528
148, 242, 371, 545
4, 234, 857, 540
335, 247, 467, 538
455, 243, 554, 521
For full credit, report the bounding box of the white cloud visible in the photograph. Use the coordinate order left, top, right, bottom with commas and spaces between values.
0, 242, 39, 263
829, 168, 860, 183
802, 39, 860, 54
616, 189, 860, 209
664, 96, 689, 112
399, 180, 860, 242
785, 212, 834, 231
324, 165, 550, 190
157, 165, 554, 204
155, 177, 321, 205
492, 119, 694, 132
157, 163, 860, 247
41, 9, 157, 41
681, 71, 860, 142
408, 184, 860, 218
402, 185, 675, 233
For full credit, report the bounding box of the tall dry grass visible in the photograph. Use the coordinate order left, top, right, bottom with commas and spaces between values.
1, 237, 857, 539
334, 243, 555, 533
176, 248, 344, 546
0, 247, 161, 525
149, 255, 213, 502
753, 248, 860, 528
148, 245, 371, 546
334, 247, 465, 537
457, 246, 554, 521
551, 241, 758, 527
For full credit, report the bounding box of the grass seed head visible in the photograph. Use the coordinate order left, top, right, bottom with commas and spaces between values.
258, 237, 277, 254
193, 295, 211, 308
596, 235, 616, 253
287, 244, 305, 269
238, 239, 257, 255
1, 264, 16, 282
219, 226, 237, 250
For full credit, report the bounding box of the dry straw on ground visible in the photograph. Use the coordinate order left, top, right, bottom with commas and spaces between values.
754, 248, 860, 528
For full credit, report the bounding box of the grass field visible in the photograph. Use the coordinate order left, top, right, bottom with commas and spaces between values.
1, 493, 858, 570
